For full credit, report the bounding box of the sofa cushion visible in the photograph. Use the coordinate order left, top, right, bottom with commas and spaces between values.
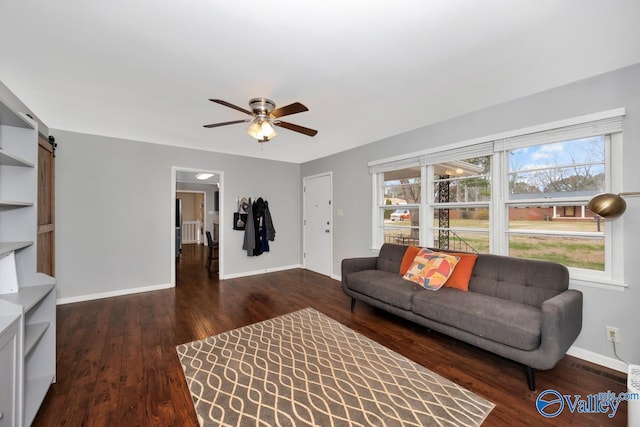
411, 289, 542, 351
345, 270, 423, 310
376, 243, 409, 273
469, 254, 569, 308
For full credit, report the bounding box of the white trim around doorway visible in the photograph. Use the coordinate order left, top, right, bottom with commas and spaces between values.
171, 167, 224, 287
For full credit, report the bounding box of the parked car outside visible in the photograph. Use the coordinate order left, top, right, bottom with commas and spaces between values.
390, 209, 410, 221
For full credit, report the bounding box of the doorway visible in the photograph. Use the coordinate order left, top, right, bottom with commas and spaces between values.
171, 167, 223, 287
176, 191, 205, 245
303, 172, 332, 276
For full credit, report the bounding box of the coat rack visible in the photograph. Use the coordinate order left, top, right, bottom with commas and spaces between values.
238, 197, 276, 256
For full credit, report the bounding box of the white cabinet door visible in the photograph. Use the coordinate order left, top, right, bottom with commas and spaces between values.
0, 317, 20, 427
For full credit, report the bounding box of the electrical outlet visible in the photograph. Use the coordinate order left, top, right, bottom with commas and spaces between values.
606, 326, 621, 343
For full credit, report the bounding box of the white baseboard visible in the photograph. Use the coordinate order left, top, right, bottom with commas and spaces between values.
56, 283, 174, 305
567, 345, 628, 373
221, 264, 303, 280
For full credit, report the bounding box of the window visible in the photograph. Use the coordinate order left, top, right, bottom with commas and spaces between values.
429, 156, 491, 253
370, 110, 625, 285
506, 136, 606, 271
377, 167, 421, 246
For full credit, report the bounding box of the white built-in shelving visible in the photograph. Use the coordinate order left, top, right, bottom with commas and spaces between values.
0, 96, 56, 426
0, 242, 33, 255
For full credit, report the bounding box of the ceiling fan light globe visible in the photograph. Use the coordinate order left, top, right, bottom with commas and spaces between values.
247, 119, 276, 141
247, 121, 261, 139
259, 120, 276, 139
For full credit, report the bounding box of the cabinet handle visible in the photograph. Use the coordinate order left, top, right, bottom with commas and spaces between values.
0, 411, 4, 420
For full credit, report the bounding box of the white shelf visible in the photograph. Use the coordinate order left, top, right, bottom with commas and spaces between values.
0, 313, 20, 333
0, 284, 55, 312
0, 201, 35, 210
0, 147, 35, 167
25, 321, 50, 356
27, 273, 57, 287
0, 101, 35, 129
0, 241, 33, 256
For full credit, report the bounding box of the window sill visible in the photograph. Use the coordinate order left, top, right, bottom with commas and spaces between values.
569, 276, 627, 292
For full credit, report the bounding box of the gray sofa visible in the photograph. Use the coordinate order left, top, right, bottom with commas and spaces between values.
341, 243, 583, 390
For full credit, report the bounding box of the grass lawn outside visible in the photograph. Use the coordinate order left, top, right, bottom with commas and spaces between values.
384, 218, 604, 270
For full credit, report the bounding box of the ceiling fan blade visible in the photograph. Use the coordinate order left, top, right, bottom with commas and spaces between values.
270, 102, 308, 119
209, 99, 253, 116
203, 119, 250, 128
274, 120, 318, 137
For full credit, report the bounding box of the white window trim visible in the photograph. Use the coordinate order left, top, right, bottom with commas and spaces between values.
427, 161, 491, 251
373, 174, 422, 249
370, 173, 382, 251
370, 108, 627, 290
368, 108, 625, 170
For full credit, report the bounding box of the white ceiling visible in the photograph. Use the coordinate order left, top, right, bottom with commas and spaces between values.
1, 1, 639, 164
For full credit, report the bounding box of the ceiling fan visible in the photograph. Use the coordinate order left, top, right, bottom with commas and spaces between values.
204, 98, 318, 142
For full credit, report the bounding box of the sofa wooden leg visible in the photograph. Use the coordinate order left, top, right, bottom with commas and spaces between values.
350, 298, 356, 311
526, 366, 536, 391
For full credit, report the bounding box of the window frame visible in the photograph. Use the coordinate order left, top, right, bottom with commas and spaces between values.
427, 160, 492, 254
497, 134, 614, 281
370, 109, 626, 289
375, 169, 422, 247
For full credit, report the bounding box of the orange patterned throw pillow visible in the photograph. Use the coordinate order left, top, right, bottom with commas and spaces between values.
403, 248, 460, 290
399, 245, 421, 276
442, 252, 478, 291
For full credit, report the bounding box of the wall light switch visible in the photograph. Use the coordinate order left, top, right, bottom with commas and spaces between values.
337, 208, 344, 217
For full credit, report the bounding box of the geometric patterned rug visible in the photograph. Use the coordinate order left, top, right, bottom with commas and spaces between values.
176, 308, 494, 426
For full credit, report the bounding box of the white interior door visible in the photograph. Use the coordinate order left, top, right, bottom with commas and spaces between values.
304, 173, 332, 276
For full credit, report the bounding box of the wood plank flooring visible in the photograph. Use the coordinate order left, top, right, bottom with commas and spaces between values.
33, 244, 628, 426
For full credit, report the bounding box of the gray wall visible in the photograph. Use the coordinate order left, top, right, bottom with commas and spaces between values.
302, 63, 640, 367
54, 130, 301, 300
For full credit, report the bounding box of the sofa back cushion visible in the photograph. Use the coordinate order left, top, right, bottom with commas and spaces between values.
376, 243, 408, 273
469, 254, 569, 308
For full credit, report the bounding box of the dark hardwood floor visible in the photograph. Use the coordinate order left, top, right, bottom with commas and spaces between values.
34, 244, 628, 426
